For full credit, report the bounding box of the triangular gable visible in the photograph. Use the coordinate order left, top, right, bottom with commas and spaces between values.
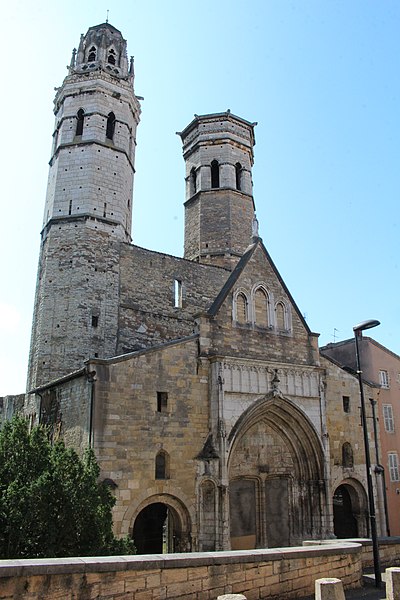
207, 236, 312, 335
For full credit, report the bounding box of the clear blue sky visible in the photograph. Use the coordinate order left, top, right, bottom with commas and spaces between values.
1, 0, 399, 395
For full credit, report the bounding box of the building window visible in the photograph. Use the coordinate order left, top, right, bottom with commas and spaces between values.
254, 287, 269, 327
235, 293, 248, 324
275, 302, 286, 330
342, 442, 354, 468
155, 451, 169, 479
106, 112, 116, 141
235, 162, 242, 191
87, 46, 96, 62
388, 453, 400, 482
91, 315, 99, 327
157, 392, 168, 413
379, 370, 390, 388
211, 160, 220, 188
342, 396, 350, 413
190, 167, 197, 195
383, 404, 395, 433
174, 279, 182, 308
108, 48, 116, 65
76, 109, 85, 136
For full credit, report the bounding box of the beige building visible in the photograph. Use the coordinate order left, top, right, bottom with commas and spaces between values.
0, 22, 385, 552
322, 336, 400, 537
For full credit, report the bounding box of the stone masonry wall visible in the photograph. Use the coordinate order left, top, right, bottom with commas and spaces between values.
90, 337, 210, 540
205, 244, 315, 365
28, 225, 121, 389
117, 244, 229, 354
0, 543, 363, 600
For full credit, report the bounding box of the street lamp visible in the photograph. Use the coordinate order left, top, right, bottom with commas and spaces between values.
353, 319, 381, 588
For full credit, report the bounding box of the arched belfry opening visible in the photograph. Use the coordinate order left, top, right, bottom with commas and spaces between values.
131, 495, 191, 554
227, 394, 325, 549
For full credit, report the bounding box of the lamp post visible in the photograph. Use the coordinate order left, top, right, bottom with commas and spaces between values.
353, 319, 381, 588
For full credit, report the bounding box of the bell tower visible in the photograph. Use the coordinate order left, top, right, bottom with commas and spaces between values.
178, 112, 257, 270
27, 23, 141, 390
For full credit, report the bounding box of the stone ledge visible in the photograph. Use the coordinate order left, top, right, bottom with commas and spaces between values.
0, 543, 362, 579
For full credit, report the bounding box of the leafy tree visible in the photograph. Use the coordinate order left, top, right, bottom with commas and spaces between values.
0, 416, 135, 558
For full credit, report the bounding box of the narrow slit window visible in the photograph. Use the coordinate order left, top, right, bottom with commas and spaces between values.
235, 162, 242, 190
190, 167, 197, 195
106, 112, 116, 141
211, 160, 220, 188
342, 396, 350, 413
68, 199, 72, 215
76, 109, 84, 137
155, 451, 169, 479
174, 279, 182, 308
103, 202, 107, 218
91, 315, 99, 327
157, 391, 168, 413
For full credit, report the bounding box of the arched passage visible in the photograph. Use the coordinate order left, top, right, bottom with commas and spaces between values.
228, 393, 325, 549
131, 494, 191, 554
333, 480, 368, 538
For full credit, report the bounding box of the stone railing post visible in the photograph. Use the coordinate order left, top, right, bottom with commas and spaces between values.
315, 577, 345, 600
386, 567, 400, 600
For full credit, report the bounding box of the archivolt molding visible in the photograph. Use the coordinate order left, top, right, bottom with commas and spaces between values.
122, 487, 195, 536
227, 392, 325, 482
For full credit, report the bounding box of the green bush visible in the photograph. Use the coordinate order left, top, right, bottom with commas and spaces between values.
0, 416, 135, 558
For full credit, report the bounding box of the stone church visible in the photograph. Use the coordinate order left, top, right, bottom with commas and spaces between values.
3, 22, 386, 552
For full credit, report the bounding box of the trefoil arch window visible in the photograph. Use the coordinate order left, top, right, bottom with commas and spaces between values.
76, 109, 85, 137
87, 46, 97, 62
235, 162, 243, 191
211, 160, 220, 188
106, 112, 116, 141
107, 48, 116, 65
155, 450, 169, 480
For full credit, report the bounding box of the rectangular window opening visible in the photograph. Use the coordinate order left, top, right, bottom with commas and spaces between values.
380, 370, 390, 388
389, 452, 399, 482
91, 315, 99, 327
383, 404, 395, 433
342, 396, 350, 413
157, 391, 168, 413
174, 279, 182, 308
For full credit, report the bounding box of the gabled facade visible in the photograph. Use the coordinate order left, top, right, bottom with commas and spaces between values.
1, 22, 386, 552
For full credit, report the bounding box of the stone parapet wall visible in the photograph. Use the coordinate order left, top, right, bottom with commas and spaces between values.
0, 543, 361, 600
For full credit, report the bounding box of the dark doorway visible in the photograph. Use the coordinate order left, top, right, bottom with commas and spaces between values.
333, 485, 358, 538
133, 503, 180, 554
265, 477, 290, 547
